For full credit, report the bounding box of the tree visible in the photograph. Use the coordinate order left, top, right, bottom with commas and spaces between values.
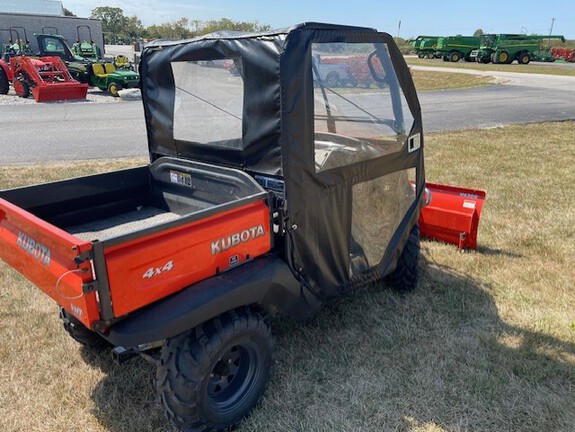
63, 8, 76, 17
144, 18, 270, 41
125, 16, 145, 41
199, 18, 271, 35
91, 6, 129, 43
473, 29, 484, 37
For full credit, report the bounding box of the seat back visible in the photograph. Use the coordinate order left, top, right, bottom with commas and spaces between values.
104, 63, 116, 74
92, 63, 106, 76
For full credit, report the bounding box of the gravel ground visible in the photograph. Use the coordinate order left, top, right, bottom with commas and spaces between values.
0, 87, 139, 105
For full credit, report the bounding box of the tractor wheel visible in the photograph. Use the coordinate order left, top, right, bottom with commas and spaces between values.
449, 51, 461, 62
384, 224, 420, 292
107, 82, 121, 97
418, 53, 424, 59
0, 68, 9, 94
14, 77, 30, 98
426, 52, 434, 59
60, 308, 111, 350
497, 50, 511, 64
325, 72, 340, 87
518, 53, 531, 65
442, 56, 449, 62
156, 308, 274, 432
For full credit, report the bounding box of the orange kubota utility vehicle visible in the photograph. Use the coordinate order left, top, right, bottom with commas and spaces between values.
0, 23, 484, 431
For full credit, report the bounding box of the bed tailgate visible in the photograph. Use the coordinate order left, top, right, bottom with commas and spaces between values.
0, 198, 99, 328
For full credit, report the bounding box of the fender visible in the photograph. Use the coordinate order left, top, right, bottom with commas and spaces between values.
0, 59, 14, 82
101, 254, 320, 347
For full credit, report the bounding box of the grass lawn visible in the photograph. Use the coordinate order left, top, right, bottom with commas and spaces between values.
0, 121, 574, 431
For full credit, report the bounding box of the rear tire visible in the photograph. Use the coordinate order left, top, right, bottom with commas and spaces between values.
156, 308, 274, 432
384, 225, 420, 292
0, 68, 9, 94
449, 51, 461, 62
518, 53, 531, 65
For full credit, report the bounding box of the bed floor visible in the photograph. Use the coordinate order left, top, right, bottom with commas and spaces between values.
66, 206, 181, 241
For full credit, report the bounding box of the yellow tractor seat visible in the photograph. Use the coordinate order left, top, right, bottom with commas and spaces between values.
92, 63, 107, 77
115, 55, 129, 68
104, 63, 116, 74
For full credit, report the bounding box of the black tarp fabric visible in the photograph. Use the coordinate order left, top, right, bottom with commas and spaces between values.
140, 23, 424, 301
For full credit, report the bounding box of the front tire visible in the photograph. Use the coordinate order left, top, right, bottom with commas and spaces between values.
14, 75, 30, 98
156, 308, 274, 432
107, 81, 121, 97
384, 225, 420, 292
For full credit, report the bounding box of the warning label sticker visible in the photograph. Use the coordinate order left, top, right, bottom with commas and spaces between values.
170, 170, 192, 187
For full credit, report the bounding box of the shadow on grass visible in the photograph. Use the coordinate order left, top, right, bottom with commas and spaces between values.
88, 254, 574, 432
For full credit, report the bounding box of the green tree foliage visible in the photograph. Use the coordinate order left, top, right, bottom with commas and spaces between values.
473, 29, 484, 37
88, 6, 271, 43
146, 18, 195, 40
91, 7, 128, 36
63, 8, 76, 17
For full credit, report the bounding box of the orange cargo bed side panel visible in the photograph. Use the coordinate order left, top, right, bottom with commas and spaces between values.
104, 200, 272, 318
0, 198, 99, 328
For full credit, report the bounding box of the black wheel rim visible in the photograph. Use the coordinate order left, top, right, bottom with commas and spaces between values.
207, 343, 261, 415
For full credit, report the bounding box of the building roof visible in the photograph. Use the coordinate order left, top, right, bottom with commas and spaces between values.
0, 0, 64, 16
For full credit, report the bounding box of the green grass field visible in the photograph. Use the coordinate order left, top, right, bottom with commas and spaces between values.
0, 120, 573, 431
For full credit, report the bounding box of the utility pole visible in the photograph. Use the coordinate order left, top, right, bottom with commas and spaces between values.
397, 20, 401, 38
548, 17, 555, 48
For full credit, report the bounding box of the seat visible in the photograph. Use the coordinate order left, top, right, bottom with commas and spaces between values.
92, 63, 106, 77
104, 63, 116, 74
115, 55, 129, 69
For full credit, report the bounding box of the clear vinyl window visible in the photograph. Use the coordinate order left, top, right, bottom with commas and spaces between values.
312, 42, 415, 172
172, 59, 244, 149
350, 168, 416, 276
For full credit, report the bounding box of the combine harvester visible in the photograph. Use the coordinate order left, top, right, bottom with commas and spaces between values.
435, 36, 480, 62
470, 33, 565, 64
0, 28, 88, 102
409, 35, 440, 58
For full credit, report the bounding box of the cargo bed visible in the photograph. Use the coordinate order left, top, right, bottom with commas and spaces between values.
0, 158, 272, 329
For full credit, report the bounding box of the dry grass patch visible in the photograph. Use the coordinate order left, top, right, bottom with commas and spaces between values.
1, 122, 574, 431
411, 69, 495, 91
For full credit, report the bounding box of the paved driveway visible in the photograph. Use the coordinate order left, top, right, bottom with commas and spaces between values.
1, 67, 573, 164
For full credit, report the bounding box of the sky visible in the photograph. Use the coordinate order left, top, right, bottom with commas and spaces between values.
62, 0, 575, 40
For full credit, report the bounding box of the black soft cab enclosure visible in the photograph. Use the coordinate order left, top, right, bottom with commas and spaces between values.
141, 22, 425, 302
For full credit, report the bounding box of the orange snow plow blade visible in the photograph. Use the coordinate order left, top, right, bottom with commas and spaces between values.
419, 182, 486, 250
32, 83, 88, 102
